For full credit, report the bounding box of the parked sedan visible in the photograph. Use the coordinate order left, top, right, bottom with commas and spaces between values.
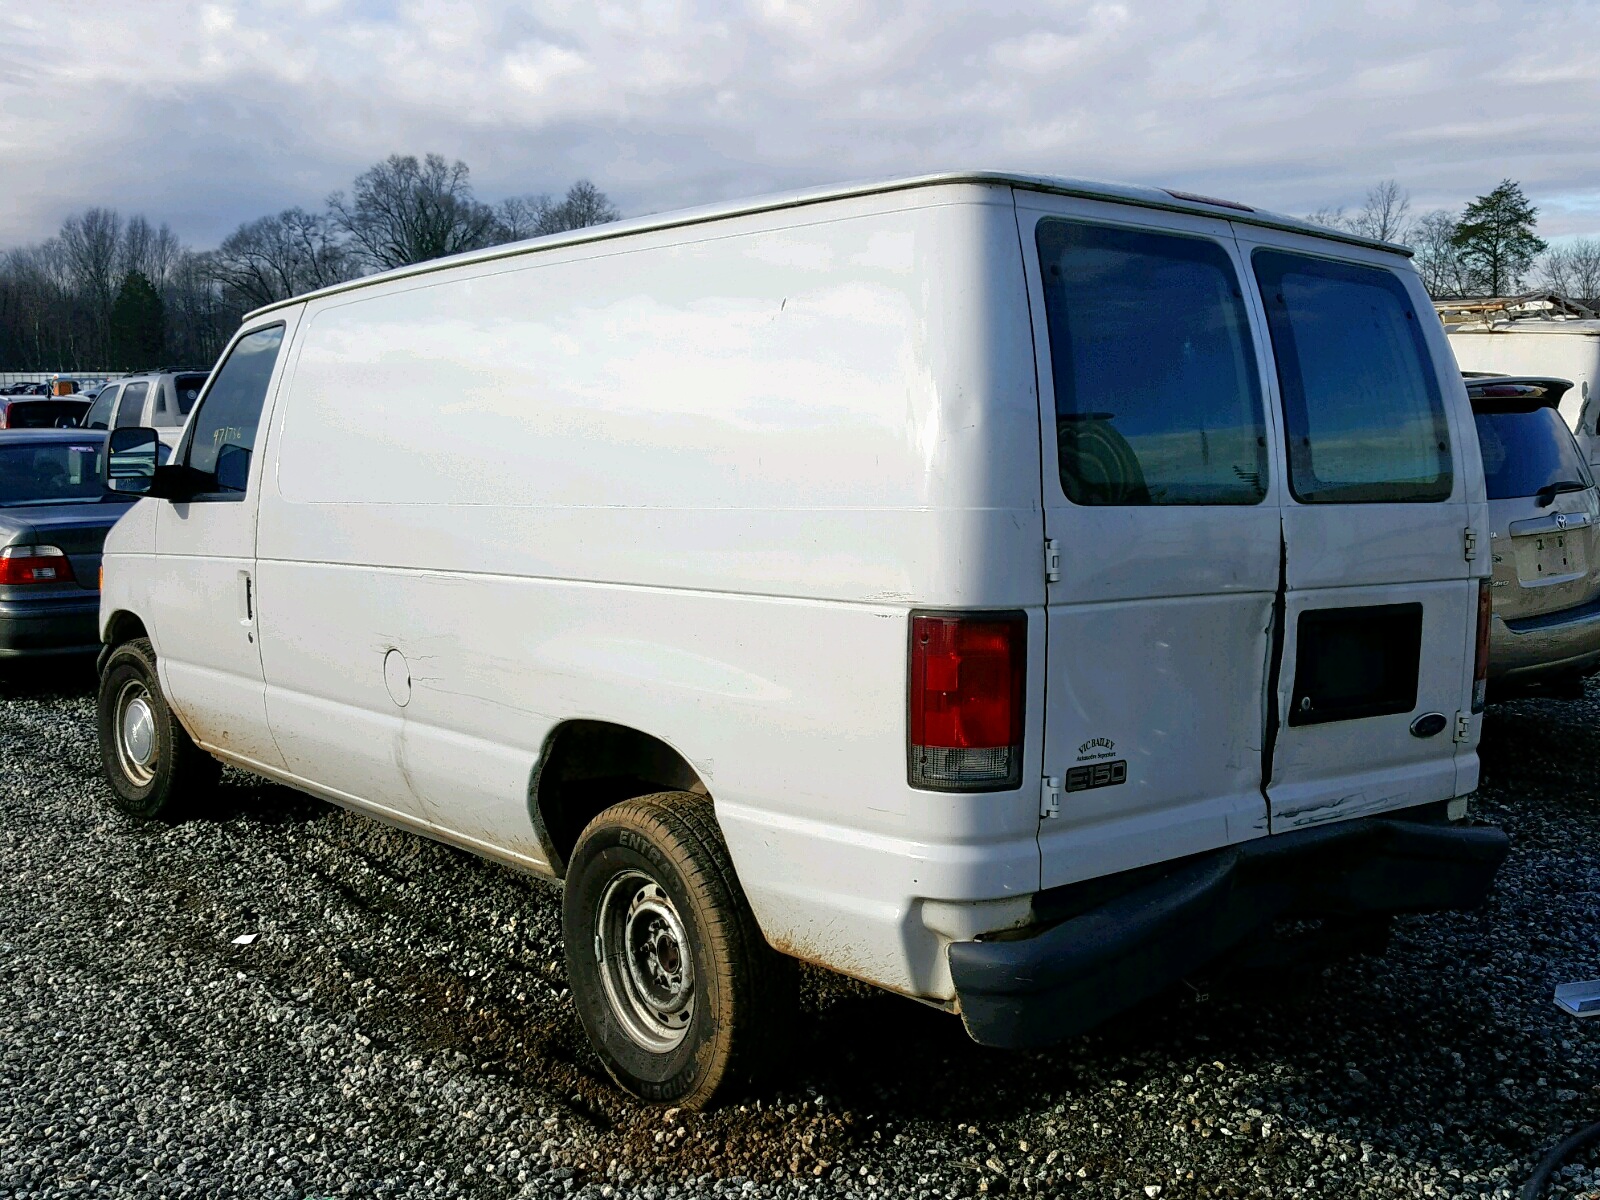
0, 430, 134, 658
1471, 376, 1600, 697
0, 395, 92, 429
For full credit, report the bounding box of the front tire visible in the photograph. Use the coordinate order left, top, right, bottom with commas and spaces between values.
97, 637, 220, 819
562, 791, 795, 1108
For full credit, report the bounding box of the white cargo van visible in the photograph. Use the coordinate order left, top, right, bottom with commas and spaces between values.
1448, 318, 1600, 465
97, 173, 1508, 1107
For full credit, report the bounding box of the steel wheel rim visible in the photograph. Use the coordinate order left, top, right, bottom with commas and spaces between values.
114, 679, 158, 787
594, 869, 695, 1053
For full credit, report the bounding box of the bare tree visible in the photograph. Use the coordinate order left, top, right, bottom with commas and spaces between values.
328, 153, 500, 270
1350, 180, 1412, 244
1412, 210, 1469, 298
495, 182, 621, 242
212, 208, 356, 307
542, 180, 621, 232
1538, 238, 1600, 306
59, 208, 124, 343
121, 215, 182, 286
1305, 205, 1349, 231
496, 193, 554, 241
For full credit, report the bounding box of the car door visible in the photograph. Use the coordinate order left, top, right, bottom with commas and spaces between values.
1015, 192, 1284, 890
81, 384, 118, 430
112, 381, 148, 431
1234, 225, 1485, 830
149, 314, 301, 771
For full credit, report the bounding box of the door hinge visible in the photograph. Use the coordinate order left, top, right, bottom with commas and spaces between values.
1044, 539, 1061, 583
1463, 527, 1478, 561
1454, 711, 1471, 743
1040, 776, 1061, 819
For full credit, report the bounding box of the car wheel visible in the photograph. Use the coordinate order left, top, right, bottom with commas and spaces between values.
562, 791, 796, 1108
97, 637, 220, 819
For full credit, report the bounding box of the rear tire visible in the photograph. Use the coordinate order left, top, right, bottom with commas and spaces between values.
97, 637, 220, 820
562, 791, 796, 1108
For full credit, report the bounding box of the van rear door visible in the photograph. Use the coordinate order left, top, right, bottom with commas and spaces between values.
1015, 194, 1283, 890
1234, 226, 1483, 831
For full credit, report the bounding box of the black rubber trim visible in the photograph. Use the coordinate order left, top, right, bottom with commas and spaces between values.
949, 814, 1508, 1049
1503, 594, 1600, 634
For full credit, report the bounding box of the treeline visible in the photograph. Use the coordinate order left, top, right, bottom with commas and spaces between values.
0, 153, 619, 372
1308, 178, 1600, 304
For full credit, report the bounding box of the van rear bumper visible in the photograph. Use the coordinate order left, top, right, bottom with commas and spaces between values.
947, 814, 1508, 1049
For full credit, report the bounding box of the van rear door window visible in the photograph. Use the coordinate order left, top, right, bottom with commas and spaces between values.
1253, 251, 1451, 504
1035, 219, 1268, 506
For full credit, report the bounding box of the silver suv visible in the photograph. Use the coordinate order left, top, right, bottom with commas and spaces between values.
1471, 375, 1600, 697
80, 369, 210, 454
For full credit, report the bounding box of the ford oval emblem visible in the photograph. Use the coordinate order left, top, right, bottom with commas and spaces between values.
1410, 712, 1448, 738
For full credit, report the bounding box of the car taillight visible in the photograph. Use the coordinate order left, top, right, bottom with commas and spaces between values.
908, 612, 1026, 791
0, 545, 75, 585
1472, 577, 1491, 714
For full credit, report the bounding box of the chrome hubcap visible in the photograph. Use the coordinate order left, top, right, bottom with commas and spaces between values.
595, 870, 694, 1052
115, 681, 158, 787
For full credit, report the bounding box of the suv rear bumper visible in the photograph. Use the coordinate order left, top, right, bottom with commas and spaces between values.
1490, 599, 1600, 684
948, 814, 1508, 1049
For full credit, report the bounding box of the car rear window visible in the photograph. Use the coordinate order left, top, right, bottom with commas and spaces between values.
173, 373, 207, 417
1035, 219, 1268, 506
0, 441, 106, 505
5, 400, 88, 429
1474, 405, 1594, 501
1253, 251, 1452, 504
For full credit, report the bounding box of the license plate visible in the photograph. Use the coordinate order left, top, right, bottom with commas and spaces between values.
1529, 532, 1573, 578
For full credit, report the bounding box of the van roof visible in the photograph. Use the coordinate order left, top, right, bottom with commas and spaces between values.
243, 170, 1413, 322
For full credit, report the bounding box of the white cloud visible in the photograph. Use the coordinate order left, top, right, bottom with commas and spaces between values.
2, 0, 1599, 248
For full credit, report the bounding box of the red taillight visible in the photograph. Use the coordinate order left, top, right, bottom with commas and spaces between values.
1472, 577, 1491, 713
0, 545, 75, 585
908, 612, 1026, 791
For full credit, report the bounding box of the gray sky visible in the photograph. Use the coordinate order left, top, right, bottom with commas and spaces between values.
3, 0, 1598, 250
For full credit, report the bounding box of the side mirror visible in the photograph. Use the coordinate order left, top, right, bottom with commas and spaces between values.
105, 427, 159, 495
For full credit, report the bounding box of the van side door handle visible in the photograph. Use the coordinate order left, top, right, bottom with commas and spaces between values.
238, 569, 254, 626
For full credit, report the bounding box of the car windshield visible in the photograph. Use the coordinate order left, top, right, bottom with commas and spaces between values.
0, 441, 107, 506
1474, 406, 1594, 501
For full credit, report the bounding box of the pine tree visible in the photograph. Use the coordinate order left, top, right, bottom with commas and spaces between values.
109, 270, 165, 369
1450, 180, 1546, 296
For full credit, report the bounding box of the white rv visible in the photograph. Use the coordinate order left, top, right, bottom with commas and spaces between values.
1448, 318, 1600, 464
96, 173, 1507, 1107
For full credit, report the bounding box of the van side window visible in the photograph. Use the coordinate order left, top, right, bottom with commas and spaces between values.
1035, 219, 1268, 506
113, 382, 149, 429
183, 325, 285, 486
1252, 252, 1451, 504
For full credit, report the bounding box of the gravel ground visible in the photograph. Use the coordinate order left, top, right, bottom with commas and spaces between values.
3, 663, 1599, 1200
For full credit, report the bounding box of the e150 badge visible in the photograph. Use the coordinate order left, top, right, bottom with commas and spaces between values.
1065, 759, 1127, 793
